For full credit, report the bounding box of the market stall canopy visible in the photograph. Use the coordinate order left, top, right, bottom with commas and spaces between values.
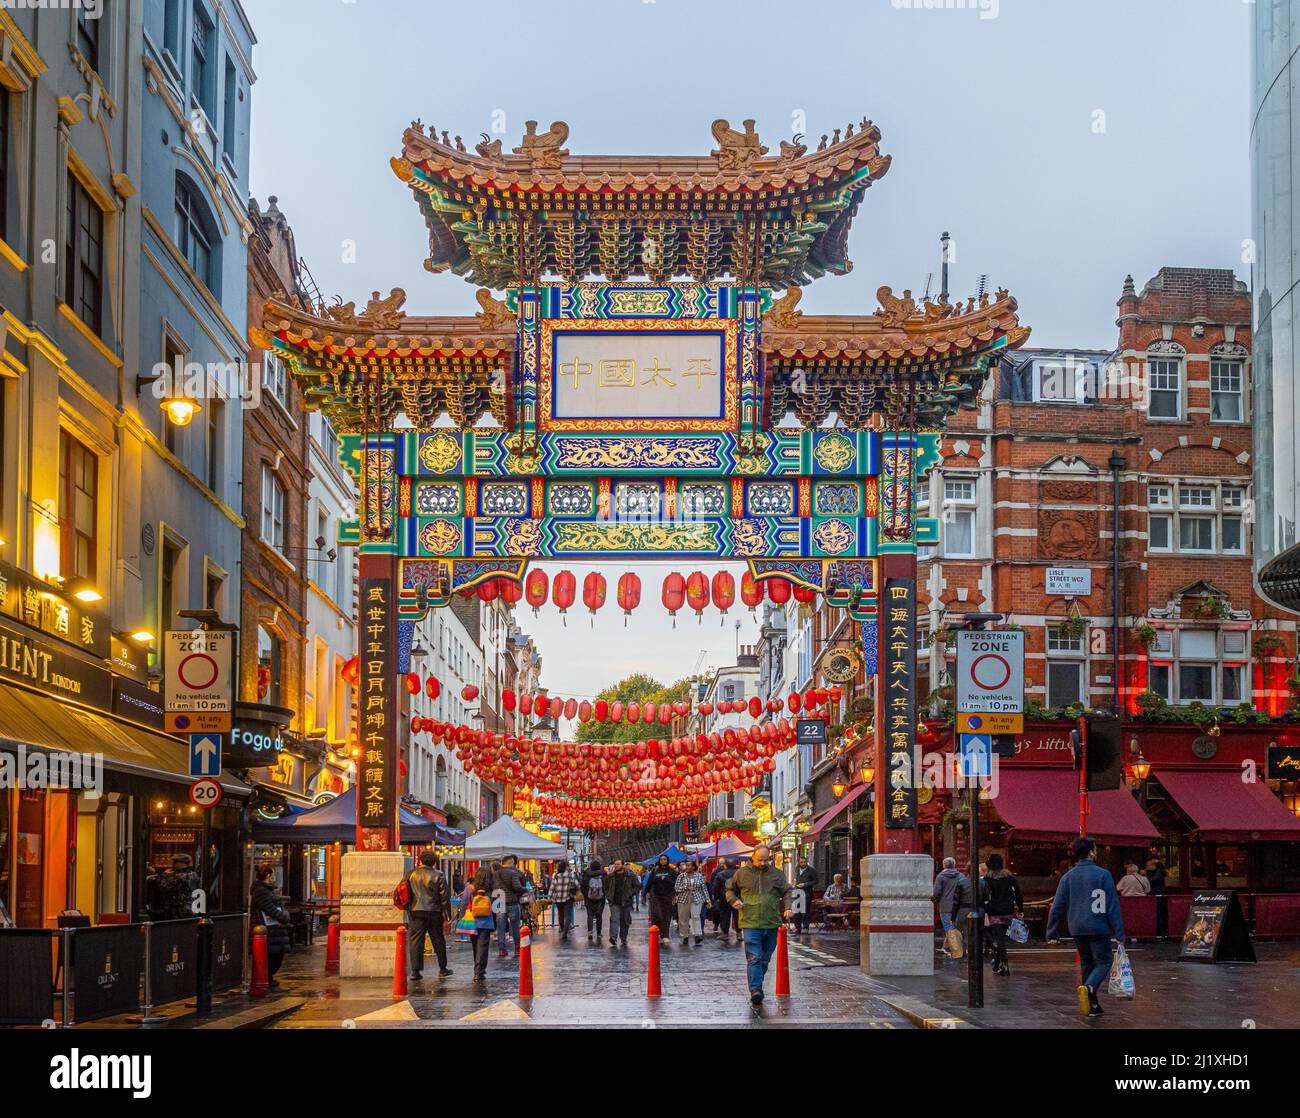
989, 769, 1158, 843
464, 815, 568, 860
250, 788, 456, 845
690, 834, 756, 859
645, 844, 696, 865
1154, 769, 1300, 842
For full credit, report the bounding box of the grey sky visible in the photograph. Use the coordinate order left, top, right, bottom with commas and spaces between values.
243, 0, 1252, 698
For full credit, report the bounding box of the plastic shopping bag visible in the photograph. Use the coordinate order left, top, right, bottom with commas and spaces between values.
1008, 917, 1029, 944
1108, 942, 1136, 999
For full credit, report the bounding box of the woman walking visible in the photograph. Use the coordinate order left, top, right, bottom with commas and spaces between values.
981, 853, 1023, 976
468, 864, 496, 984
674, 861, 708, 945
644, 855, 679, 941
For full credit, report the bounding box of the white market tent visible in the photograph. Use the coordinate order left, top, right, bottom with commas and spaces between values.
464, 815, 569, 860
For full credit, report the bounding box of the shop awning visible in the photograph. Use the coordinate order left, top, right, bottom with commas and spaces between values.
990, 769, 1157, 843
1154, 769, 1300, 841
251, 787, 448, 845
804, 784, 870, 840
0, 684, 248, 795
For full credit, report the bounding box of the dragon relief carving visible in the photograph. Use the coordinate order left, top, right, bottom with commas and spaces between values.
711, 119, 769, 169
324, 288, 408, 330
512, 121, 569, 169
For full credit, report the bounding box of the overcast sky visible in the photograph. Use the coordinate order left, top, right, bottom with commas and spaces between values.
244, 0, 1253, 699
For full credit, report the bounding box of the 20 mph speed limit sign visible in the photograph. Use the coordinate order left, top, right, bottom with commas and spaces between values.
189, 778, 223, 808
955, 630, 1025, 714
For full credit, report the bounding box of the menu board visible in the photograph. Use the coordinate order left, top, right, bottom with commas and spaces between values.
1178, 889, 1256, 963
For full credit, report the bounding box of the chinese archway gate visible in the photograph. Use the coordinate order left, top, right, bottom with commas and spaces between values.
253, 115, 1028, 863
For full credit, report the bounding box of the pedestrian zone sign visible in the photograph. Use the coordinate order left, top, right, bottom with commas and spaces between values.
955, 630, 1025, 714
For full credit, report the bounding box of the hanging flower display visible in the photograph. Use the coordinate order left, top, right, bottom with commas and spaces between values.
616, 572, 641, 625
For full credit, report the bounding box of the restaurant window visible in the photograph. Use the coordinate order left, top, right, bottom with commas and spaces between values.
59, 431, 98, 583
1147, 628, 1247, 706
65, 172, 104, 336
260, 464, 285, 552
257, 624, 282, 706
1147, 357, 1181, 419
1209, 360, 1245, 423
941, 477, 977, 558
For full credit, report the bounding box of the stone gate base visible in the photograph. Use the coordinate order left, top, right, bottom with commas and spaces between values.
859, 853, 935, 977
339, 851, 410, 977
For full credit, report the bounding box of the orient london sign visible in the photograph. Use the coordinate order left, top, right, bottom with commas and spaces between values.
954, 630, 1025, 715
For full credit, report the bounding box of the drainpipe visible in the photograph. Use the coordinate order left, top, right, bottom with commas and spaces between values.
1108, 450, 1126, 715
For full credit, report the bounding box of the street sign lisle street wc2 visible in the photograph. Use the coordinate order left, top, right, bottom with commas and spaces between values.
954, 630, 1025, 715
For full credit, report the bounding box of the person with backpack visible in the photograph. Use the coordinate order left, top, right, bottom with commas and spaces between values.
492, 854, 528, 958
981, 853, 1023, 976
710, 860, 740, 941
580, 859, 606, 941
548, 861, 580, 939
643, 855, 679, 941
674, 861, 708, 945
1046, 835, 1126, 1017
400, 850, 452, 981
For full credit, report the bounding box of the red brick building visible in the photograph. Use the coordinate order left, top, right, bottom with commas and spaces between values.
239, 198, 312, 783
910, 267, 1300, 915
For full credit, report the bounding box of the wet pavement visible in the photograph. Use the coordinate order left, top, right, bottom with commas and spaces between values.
882, 939, 1300, 1030
267, 909, 908, 1029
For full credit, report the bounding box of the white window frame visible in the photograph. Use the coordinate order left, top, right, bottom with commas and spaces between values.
262, 351, 287, 406
1032, 358, 1095, 404
1147, 357, 1182, 420
261, 463, 286, 553
1148, 481, 1247, 556
1209, 360, 1245, 423
941, 476, 978, 559
1148, 628, 1249, 706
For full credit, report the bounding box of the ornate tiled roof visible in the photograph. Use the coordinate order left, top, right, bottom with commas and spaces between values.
391, 117, 892, 288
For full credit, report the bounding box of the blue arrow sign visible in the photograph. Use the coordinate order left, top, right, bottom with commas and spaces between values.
958, 733, 992, 779
189, 733, 222, 778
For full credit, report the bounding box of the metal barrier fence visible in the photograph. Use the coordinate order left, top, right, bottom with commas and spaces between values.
0, 914, 249, 1027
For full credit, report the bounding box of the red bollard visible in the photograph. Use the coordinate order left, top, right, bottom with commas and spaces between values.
250, 925, 269, 997
325, 916, 340, 974
393, 925, 408, 999
647, 924, 661, 998
519, 926, 534, 997
775, 925, 791, 998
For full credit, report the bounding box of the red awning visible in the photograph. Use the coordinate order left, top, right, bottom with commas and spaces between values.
1154, 769, 1300, 841
805, 784, 870, 840
989, 768, 1158, 843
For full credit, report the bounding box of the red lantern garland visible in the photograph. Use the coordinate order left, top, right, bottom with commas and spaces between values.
552, 570, 576, 625
662, 572, 686, 627
525, 569, 549, 615
616, 572, 641, 626
582, 572, 607, 626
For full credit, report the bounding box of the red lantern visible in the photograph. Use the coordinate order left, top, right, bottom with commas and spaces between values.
552, 570, 576, 624
425, 676, 440, 700
578, 700, 592, 723
525, 569, 549, 615
748, 696, 762, 718
788, 692, 801, 713
462, 684, 480, 703
564, 698, 578, 721
616, 572, 641, 626
404, 672, 420, 694
499, 578, 523, 606
741, 571, 764, 612
793, 584, 816, 605
502, 689, 517, 713
662, 572, 686, 626
767, 578, 792, 605
685, 571, 710, 623
582, 572, 607, 625
595, 699, 609, 722
341, 656, 360, 685
477, 579, 500, 603
711, 571, 736, 620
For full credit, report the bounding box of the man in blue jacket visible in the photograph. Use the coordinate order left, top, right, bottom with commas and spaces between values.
1046, 836, 1125, 1017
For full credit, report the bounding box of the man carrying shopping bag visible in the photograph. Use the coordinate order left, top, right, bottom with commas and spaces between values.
1046, 836, 1126, 1018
